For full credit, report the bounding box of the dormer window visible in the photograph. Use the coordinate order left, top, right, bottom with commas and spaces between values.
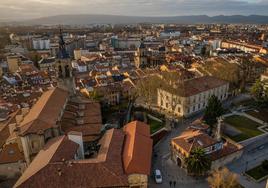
77, 119, 84, 125
77, 111, 84, 117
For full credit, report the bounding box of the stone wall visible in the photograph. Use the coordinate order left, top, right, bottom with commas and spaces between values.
128, 174, 148, 188
211, 149, 243, 169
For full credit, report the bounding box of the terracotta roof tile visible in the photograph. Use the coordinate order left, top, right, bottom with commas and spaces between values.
172, 129, 217, 154
15, 129, 129, 188
0, 143, 25, 164
123, 121, 153, 175
19, 88, 68, 136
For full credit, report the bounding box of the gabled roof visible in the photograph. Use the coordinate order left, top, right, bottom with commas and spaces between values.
19, 88, 68, 136
15, 129, 129, 188
160, 76, 228, 97
123, 121, 153, 175
172, 129, 217, 154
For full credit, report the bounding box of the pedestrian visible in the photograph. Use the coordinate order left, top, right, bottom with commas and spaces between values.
169, 180, 172, 187
173, 181, 176, 187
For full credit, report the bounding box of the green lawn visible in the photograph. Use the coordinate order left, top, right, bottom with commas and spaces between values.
147, 117, 164, 134
246, 164, 268, 181
224, 115, 263, 142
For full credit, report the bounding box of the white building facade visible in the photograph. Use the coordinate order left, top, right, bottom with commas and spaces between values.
32, 38, 50, 50
157, 76, 229, 117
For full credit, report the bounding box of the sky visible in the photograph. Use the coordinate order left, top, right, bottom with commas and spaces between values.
0, 0, 268, 20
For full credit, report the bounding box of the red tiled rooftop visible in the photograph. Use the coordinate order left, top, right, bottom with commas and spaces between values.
19, 88, 68, 136
123, 121, 153, 175
15, 129, 129, 188
0, 143, 25, 164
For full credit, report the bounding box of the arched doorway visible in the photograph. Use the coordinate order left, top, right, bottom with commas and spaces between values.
177, 157, 182, 167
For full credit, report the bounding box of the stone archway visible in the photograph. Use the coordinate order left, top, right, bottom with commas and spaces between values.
177, 157, 182, 167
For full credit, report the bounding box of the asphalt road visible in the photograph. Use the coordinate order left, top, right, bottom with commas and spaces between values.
149, 113, 209, 188
227, 135, 268, 188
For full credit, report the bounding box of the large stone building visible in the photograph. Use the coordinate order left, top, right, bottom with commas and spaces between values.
16, 88, 69, 164
14, 121, 153, 188
0, 87, 105, 179
221, 40, 268, 54
134, 41, 164, 68
157, 76, 229, 117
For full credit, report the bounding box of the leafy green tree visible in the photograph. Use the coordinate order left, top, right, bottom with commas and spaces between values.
185, 147, 211, 176
203, 95, 224, 126
250, 79, 264, 100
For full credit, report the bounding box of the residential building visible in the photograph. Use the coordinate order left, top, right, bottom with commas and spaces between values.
111, 37, 141, 49
32, 38, 50, 50
7, 55, 21, 73
170, 120, 243, 170
221, 40, 267, 54
38, 57, 56, 71
160, 31, 181, 38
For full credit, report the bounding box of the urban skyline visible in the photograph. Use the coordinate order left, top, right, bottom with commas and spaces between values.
0, 0, 268, 20
1, 1, 268, 188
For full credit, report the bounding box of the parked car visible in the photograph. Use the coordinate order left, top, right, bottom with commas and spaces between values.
154, 169, 162, 184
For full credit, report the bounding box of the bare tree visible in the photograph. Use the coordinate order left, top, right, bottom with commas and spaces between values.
207, 167, 240, 188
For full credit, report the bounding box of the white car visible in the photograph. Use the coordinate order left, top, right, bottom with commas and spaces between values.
154, 169, 163, 184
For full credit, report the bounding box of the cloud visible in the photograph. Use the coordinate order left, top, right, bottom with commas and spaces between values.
0, 0, 268, 20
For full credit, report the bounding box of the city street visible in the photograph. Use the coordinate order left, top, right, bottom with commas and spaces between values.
149, 114, 208, 188
148, 94, 265, 188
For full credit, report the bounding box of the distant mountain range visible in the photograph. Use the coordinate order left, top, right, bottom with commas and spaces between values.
3, 14, 268, 25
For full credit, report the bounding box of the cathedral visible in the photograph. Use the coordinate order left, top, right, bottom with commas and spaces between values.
134, 39, 165, 68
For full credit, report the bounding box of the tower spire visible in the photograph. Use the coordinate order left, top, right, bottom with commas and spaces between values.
58, 26, 69, 59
